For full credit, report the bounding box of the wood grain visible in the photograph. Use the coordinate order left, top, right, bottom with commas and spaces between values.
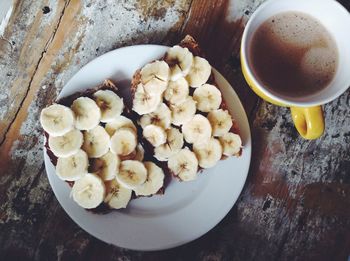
0, 0, 349, 260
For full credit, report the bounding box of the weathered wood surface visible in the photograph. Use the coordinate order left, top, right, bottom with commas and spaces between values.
0, 0, 349, 260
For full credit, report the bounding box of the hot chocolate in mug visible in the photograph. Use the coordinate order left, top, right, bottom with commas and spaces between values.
241, 0, 350, 139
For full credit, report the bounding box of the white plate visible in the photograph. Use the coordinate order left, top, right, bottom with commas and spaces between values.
44, 45, 252, 251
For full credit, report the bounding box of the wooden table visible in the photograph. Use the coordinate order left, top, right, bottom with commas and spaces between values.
1, 0, 349, 260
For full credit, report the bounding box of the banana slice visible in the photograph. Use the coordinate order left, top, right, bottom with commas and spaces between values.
56, 149, 88, 181
182, 114, 212, 145
71, 97, 101, 130
154, 127, 184, 161
110, 127, 137, 156
90, 151, 120, 181
193, 138, 222, 168
193, 84, 222, 112
139, 103, 171, 129
132, 83, 162, 115
82, 125, 110, 158
170, 97, 196, 126
140, 60, 169, 95
186, 56, 211, 88
219, 132, 242, 156
71, 173, 105, 209
143, 124, 166, 147
93, 90, 124, 123
207, 109, 233, 137
119, 143, 145, 161
105, 115, 137, 136
116, 160, 147, 190
134, 162, 165, 196
164, 77, 189, 104
40, 104, 75, 137
48, 129, 83, 158
168, 148, 198, 181
165, 46, 193, 81
104, 179, 132, 209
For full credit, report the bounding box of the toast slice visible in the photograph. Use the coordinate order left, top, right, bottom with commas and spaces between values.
44, 80, 168, 214
45, 79, 122, 167
130, 35, 242, 181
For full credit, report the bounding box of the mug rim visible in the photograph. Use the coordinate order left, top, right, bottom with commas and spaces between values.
241, 0, 350, 107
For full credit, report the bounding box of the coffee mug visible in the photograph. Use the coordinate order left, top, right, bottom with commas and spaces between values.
241, 0, 350, 139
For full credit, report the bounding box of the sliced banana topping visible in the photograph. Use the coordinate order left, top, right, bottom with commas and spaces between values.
170, 97, 197, 126
154, 127, 184, 161
164, 77, 189, 105
110, 127, 137, 156
165, 46, 193, 81
143, 124, 167, 147
90, 151, 120, 181
182, 114, 212, 145
207, 109, 233, 137
93, 90, 124, 123
132, 84, 162, 115
119, 143, 145, 161
140, 60, 169, 95
186, 56, 211, 88
42, 42, 243, 211
168, 148, 198, 181
104, 179, 132, 209
71, 173, 105, 209
134, 162, 165, 196
40, 104, 75, 137
116, 160, 147, 190
105, 115, 137, 136
219, 132, 242, 156
193, 138, 222, 168
71, 97, 101, 130
48, 129, 83, 158
139, 103, 171, 129
82, 125, 110, 158
193, 84, 222, 112
134, 144, 145, 161
56, 149, 88, 181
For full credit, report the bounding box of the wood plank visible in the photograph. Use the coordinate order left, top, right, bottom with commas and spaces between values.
0, 1, 67, 145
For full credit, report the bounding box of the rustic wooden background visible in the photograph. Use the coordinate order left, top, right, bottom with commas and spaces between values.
0, 0, 349, 260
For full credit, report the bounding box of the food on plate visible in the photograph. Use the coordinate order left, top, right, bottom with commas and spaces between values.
167, 148, 198, 181
130, 35, 242, 182
56, 149, 88, 181
134, 162, 165, 196
154, 127, 184, 161
40, 35, 242, 212
182, 114, 212, 145
104, 179, 132, 209
71, 173, 106, 209
40, 104, 75, 137
48, 129, 83, 158
71, 97, 101, 130
42, 80, 166, 211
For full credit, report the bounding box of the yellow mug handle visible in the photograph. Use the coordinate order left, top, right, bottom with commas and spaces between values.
290, 106, 324, 139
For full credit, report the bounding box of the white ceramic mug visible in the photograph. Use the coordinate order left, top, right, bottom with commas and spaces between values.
241, 0, 350, 139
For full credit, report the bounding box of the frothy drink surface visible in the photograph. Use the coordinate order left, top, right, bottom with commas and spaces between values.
249, 11, 338, 97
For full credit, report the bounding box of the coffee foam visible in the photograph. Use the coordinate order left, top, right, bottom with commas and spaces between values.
301, 47, 337, 81
265, 12, 337, 76
249, 11, 338, 97
266, 12, 324, 48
